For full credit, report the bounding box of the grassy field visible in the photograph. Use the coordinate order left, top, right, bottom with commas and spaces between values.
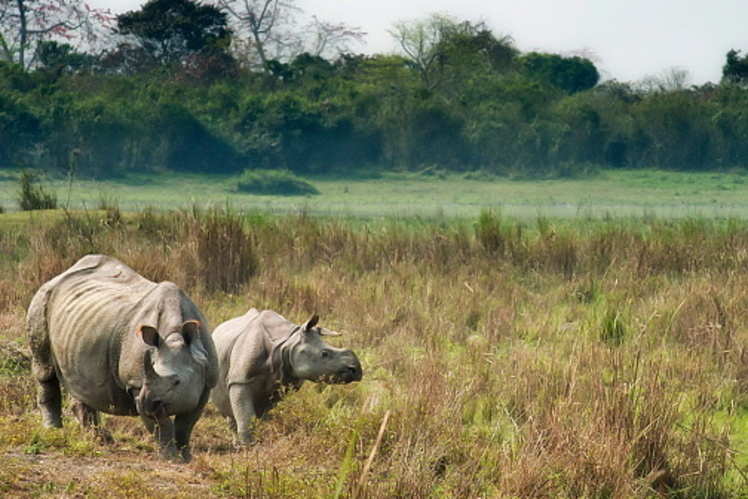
1, 171, 748, 496
2, 168, 748, 218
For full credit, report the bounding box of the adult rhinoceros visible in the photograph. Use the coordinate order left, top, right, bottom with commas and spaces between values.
27, 254, 218, 462
211, 309, 362, 444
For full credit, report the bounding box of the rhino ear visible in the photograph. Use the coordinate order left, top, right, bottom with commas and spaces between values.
138, 326, 160, 347
302, 314, 319, 332
181, 320, 201, 345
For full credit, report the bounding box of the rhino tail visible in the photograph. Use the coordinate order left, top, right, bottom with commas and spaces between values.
27, 281, 57, 382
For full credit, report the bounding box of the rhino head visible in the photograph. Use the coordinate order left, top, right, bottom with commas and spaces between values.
287, 315, 363, 384
135, 321, 208, 417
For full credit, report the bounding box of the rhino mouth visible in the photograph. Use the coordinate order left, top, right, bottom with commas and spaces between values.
135, 390, 169, 417
329, 365, 363, 384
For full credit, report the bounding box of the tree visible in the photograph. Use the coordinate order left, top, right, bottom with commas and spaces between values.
389, 13, 453, 91
35, 40, 95, 75
0, 0, 112, 70
389, 14, 516, 92
115, 0, 231, 66
211, 0, 363, 69
520, 52, 599, 94
722, 49, 748, 84
305, 16, 365, 58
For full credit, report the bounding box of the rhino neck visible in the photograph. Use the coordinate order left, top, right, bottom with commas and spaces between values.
269, 327, 302, 388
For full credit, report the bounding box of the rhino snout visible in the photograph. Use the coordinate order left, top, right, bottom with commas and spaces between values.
336, 359, 363, 383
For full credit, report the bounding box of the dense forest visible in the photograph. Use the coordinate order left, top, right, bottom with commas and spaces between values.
2, 0, 748, 178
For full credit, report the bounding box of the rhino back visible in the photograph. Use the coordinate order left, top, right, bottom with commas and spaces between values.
43, 256, 157, 413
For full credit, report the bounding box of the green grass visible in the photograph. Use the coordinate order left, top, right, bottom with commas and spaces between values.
1, 168, 748, 218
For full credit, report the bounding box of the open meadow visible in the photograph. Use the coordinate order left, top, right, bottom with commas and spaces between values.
3, 168, 748, 219
1, 171, 748, 497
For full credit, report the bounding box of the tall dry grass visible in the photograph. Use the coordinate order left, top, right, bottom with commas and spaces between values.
0, 208, 746, 496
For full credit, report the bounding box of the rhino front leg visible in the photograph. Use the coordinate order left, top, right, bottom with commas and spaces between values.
72, 399, 113, 443
140, 412, 178, 461
229, 383, 258, 445
173, 389, 210, 462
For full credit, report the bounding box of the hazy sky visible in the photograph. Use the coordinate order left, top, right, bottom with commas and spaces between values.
99, 0, 748, 84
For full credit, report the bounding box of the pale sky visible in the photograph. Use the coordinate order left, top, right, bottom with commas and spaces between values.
98, 0, 748, 84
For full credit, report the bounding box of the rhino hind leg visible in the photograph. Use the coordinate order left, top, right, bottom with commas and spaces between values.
37, 379, 62, 428
31, 359, 62, 428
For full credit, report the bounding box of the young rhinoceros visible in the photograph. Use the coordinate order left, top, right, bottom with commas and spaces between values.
27, 255, 218, 462
211, 309, 363, 444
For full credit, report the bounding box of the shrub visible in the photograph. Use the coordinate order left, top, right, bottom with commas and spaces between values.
17, 171, 57, 211
236, 169, 319, 196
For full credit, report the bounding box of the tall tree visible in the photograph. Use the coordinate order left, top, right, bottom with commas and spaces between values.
722, 49, 748, 84
390, 14, 516, 92
115, 0, 231, 66
389, 13, 452, 91
0, 0, 112, 70
211, 0, 363, 70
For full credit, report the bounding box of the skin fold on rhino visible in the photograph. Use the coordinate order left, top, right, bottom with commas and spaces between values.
210, 309, 363, 444
26, 255, 218, 462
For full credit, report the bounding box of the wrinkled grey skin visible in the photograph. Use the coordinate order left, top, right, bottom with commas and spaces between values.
27, 255, 218, 462
211, 309, 363, 444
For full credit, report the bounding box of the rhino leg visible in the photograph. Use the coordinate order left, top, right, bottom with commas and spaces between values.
31, 359, 62, 428
140, 412, 179, 461
229, 383, 258, 445
173, 389, 209, 462
72, 399, 100, 427
72, 399, 113, 443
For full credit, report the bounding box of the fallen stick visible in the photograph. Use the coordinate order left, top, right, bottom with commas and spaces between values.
357, 410, 391, 494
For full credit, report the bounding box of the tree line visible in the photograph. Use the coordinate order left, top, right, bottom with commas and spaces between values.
2, 0, 748, 178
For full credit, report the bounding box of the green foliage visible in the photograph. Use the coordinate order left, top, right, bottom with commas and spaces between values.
34, 42, 95, 76
520, 52, 600, 94
236, 169, 320, 196
0, 90, 41, 165
0, 14, 747, 178
722, 49, 748, 84
17, 171, 57, 211
115, 0, 232, 66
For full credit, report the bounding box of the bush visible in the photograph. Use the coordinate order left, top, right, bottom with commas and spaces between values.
236, 169, 319, 196
17, 171, 57, 211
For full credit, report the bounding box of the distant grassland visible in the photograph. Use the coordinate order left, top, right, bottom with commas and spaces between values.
2, 168, 748, 218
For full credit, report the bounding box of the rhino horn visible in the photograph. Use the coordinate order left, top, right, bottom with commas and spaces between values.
143, 348, 159, 381
319, 327, 341, 337
302, 314, 320, 332
139, 325, 160, 347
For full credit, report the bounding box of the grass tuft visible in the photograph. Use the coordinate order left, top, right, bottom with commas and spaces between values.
17, 170, 57, 211
236, 169, 320, 196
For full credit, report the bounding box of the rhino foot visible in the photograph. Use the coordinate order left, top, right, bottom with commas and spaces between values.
41, 411, 62, 429
94, 427, 114, 444
233, 432, 256, 448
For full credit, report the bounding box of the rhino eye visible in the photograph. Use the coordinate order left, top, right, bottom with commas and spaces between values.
173, 379, 181, 387
321, 350, 330, 359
